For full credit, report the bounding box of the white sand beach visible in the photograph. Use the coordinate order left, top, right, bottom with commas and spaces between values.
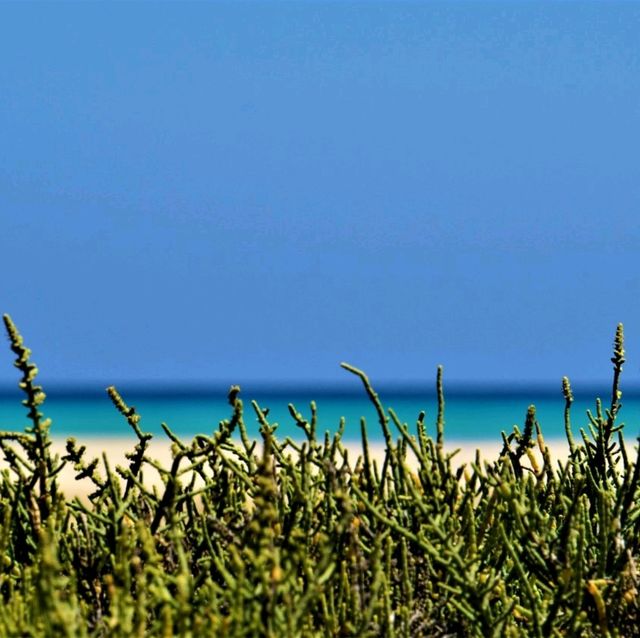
37, 436, 572, 498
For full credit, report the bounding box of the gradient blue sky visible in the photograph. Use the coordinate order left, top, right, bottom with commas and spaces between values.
1, 2, 639, 388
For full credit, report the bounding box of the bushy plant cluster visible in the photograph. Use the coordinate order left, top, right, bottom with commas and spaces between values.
0, 314, 639, 637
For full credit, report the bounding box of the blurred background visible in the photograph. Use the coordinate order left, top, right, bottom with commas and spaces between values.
1, 2, 639, 438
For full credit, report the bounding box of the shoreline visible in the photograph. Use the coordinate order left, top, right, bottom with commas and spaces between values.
33, 436, 572, 497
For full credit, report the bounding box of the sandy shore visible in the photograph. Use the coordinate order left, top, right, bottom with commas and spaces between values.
19, 436, 571, 498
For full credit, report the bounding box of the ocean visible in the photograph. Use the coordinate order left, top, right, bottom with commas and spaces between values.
1, 383, 639, 444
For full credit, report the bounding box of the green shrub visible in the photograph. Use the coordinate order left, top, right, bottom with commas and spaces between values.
0, 314, 638, 637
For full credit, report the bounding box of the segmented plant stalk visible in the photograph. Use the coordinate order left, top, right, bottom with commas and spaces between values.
0, 316, 637, 636
562, 376, 576, 454
2, 314, 60, 524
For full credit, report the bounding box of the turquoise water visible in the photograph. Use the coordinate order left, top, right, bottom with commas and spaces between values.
1, 385, 640, 444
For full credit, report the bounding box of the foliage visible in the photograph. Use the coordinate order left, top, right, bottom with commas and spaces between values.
0, 314, 639, 636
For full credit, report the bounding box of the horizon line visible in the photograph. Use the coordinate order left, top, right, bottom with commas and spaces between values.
0, 378, 637, 399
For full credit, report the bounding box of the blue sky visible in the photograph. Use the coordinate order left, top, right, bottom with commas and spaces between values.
1, 2, 639, 388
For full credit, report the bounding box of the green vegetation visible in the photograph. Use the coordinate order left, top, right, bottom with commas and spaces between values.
0, 314, 639, 637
